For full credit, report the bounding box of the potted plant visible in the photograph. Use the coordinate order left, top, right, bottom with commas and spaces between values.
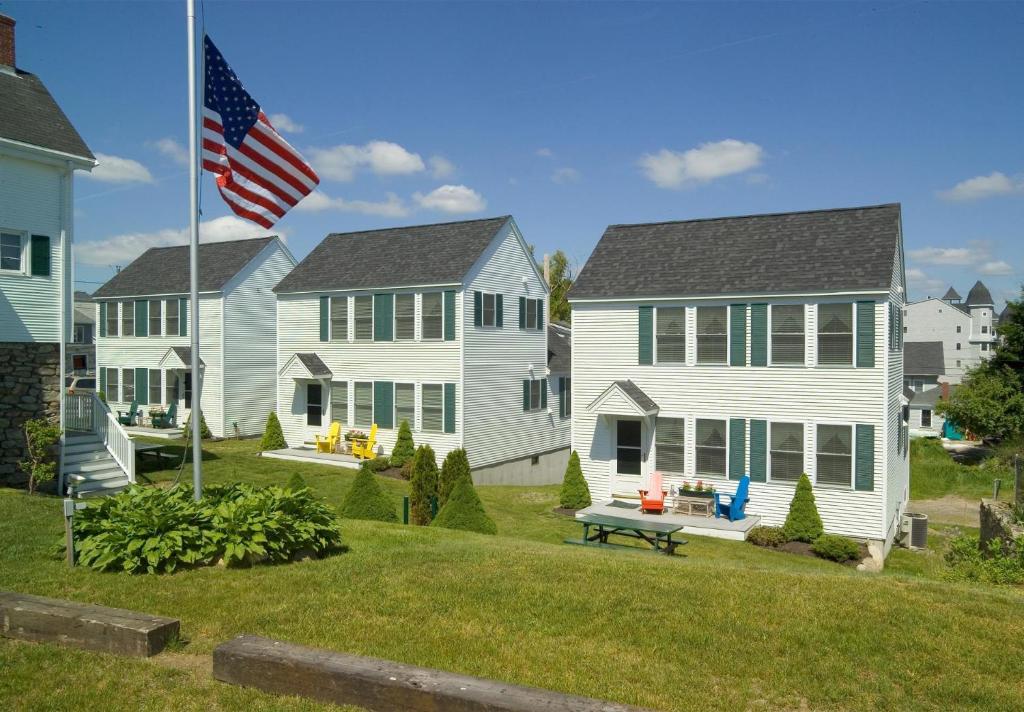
681, 481, 693, 493
690, 480, 715, 498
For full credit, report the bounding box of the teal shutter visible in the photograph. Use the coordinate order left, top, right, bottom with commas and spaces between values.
179, 298, 188, 336
856, 301, 875, 367
30, 235, 50, 277
99, 302, 107, 337
373, 293, 394, 341
518, 297, 526, 329
522, 380, 530, 410
136, 368, 149, 406
748, 419, 767, 482
537, 299, 544, 330
135, 300, 148, 337
855, 424, 875, 491
99, 367, 107, 395
443, 383, 456, 434
638, 306, 654, 365
443, 290, 456, 341
728, 418, 746, 479
750, 303, 768, 366
496, 294, 503, 328
541, 378, 548, 409
374, 381, 394, 429
730, 304, 746, 366
473, 291, 482, 326
319, 296, 329, 342
558, 377, 566, 418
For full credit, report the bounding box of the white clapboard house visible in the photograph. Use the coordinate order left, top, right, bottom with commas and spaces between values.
270, 216, 570, 483
92, 236, 295, 451
568, 204, 911, 553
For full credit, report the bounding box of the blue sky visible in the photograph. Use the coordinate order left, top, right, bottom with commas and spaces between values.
6, 1, 1023, 307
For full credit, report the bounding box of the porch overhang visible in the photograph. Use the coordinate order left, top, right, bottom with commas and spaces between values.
280, 352, 332, 381
157, 346, 205, 370
587, 380, 659, 417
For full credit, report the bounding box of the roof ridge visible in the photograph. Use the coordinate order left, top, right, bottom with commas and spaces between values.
325, 215, 510, 238
606, 203, 900, 230
139, 235, 276, 254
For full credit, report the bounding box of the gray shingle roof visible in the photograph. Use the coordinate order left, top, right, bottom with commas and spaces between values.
910, 386, 943, 409
547, 323, 571, 373
296, 353, 331, 378
903, 341, 945, 376
0, 69, 93, 160
999, 304, 1013, 324
615, 380, 658, 412
570, 204, 901, 300
273, 216, 511, 294
965, 280, 994, 307
92, 237, 277, 299
169, 346, 204, 367
942, 286, 962, 301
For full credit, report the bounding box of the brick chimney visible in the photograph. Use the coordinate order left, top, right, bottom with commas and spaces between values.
0, 14, 14, 68
941, 381, 950, 400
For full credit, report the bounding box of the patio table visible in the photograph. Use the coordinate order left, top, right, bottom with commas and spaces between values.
565, 512, 686, 555
672, 495, 714, 518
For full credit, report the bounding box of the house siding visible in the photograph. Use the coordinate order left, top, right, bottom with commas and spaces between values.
884, 242, 910, 550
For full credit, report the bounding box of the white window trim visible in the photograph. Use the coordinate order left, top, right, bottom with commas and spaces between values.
653, 415, 686, 475
694, 306, 729, 367
420, 382, 445, 433
421, 291, 445, 342
394, 293, 416, 341
814, 302, 856, 368
148, 368, 164, 406
478, 291, 499, 328
694, 416, 729, 480
121, 300, 136, 338
813, 421, 855, 489
353, 380, 374, 428
766, 418, 805, 484
613, 416, 644, 478
768, 303, 807, 367
353, 294, 374, 342
164, 298, 181, 337
0, 229, 27, 275
105, 301, 120, 338
393, 381, 416, 430
330, 379, 350, 426
653, 305, 687, 367
329, 295, 349, 343
147, 299, 163, 337
121, 367, 136, 403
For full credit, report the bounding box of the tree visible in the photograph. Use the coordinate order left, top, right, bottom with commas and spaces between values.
409, 444, 438, 525
559, 451, 591, 509
261, 411, 286, 451
438, 448, 471, 507
286, 472, 307, 491
937, 366, 1024, 440
990, 288, 1024, 376
390, 419, 416, 468
783, 474, 824, 543
431, 477, 497, 535
21, 418, 61, 495
184, 410, 212, 439
341, 463, 398, 522
547, 250, 574, 324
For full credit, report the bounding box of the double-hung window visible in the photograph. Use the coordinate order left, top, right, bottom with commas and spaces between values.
395, 294, 415, 340
769, 422, 803, 482
121, 301, 135, 337
771, 305, 805, 365
105, 303, 119, 337
655, 417, 685, 473
817, 304, 853, 365
166, 299, 180, 335
921, 409, 932, 428
354, 296, 373, 341
149, 369, 162, 405
330, 296, 348, 341
696, 307, 728, 364
395, 383, 415, 428
354, 382, 373, 427
149, 299, 162, 336
421, 384, 443, 432
656, 307, 686, 363
0, 232, 24, 272
421, 293, 443, 340
306, 383, 322, 427
330, 381, 348, 424
122, 368, 135, 402
482, 292, 496, 327
695, 419, 727, 476
816, 424, 852, 486
524, 378, 545, 411
107, 368, 120, 402
525, 298, 538, 329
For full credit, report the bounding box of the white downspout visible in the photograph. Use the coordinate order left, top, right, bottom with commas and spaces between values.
57, 160, 72, 494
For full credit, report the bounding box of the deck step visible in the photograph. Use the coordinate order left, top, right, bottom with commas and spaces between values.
74, 478, 132, 497
67, 467, 126, 484
62, 458, 121, 476
63, 449, 111, 465
64, 437, 103, 450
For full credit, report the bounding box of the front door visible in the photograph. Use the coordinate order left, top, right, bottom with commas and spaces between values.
614, 418, 643, 492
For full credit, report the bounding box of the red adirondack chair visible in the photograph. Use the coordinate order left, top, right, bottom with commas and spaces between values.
639, 471, 667, 514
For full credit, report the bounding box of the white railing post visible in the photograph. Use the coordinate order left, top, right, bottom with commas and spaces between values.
91, 393, 135, 484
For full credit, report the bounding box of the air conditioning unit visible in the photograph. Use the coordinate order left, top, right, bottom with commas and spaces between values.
901, 512, 928, 549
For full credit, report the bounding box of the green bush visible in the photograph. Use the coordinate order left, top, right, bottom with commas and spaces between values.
747, 526, 787, 548
72, 483, 343, 574
20, 418, 61, 495
438, 448, 471, 507
811, 534, 861, 562
409, 445, 438, 525
184, 410, 212, 440
390, 419, 415, 468
400, 461, 413, 480
559, 451, 591, 509
341, 464, 398, 523
261, 411, 286, 451
286, 472, 307, 491
783, 474, 824, 543
366, 456, 391, 473
431, 477, 496, 535
944, 534, 1024, 585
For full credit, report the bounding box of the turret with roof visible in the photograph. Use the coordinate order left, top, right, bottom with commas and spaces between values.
941, 286, 962, 304
965, 280, 994, 307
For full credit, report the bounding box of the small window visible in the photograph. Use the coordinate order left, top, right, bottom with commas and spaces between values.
482, 292, 496, 327
0, 232, 23, 272
183, 372, 192, 409
696, 307, 728, 364
330, 381, 348, 424
770, 422, 803, 482
982, 343, 989, 352
530, 379, 542, 410
149, 299, 162, 336
106, 303, 119, 337
816, 424, 852, 487
956, 360, 961, 367
903, 326, 907, 333
166, 299, 180, 335
525, 298, 538, 330
330, 296, 348, 341
771, 305, 805, 365
106, 368, 120, 402
956, 343, 961, 351
956, 325, 962, 333
122, 368, 135, 402
395, 383, 415, 428
306, 383, 323, 427
982, 325, 988, 334
354, 295, 373, 341
422, 384, 443, 432
531, 455, 540, 466
656, 307, 686, 363
72, 355, 88, 371
695, 418, 727, 477
561, 376, 572, 418
122, 301, 135, 337
421, 293, 443, 340
921, 409, 932, 427
655, 417, 685, 473
817, 303, 853, 365
395, 294, 415, 340
354, 381, 373, 427
149, 369, 162, 405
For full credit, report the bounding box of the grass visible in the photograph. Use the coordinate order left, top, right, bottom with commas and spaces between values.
908, 438, 1013, 501
2, 437, 1024, 710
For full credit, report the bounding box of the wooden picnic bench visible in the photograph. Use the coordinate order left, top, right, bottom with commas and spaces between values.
565, 513, 687, 556
134, 443, 177, 466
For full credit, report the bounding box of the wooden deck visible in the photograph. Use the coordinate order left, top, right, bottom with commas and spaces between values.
577, 500, 760, 541
123, 425, 184, 440
261, 448, 362, 469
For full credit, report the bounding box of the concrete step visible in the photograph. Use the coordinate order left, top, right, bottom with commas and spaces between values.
63, 448, 110, 465
63, 458, 121, 476
67, 467, 127, 484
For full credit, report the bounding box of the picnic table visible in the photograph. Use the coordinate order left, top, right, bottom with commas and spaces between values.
134, 442, 177, 466
566, 512, 686, 556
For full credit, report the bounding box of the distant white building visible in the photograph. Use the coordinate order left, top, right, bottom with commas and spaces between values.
903, 281, 997, 383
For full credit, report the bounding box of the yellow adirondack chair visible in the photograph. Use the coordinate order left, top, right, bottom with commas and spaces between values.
351, 423, 378, 460
315, 422, 341, 453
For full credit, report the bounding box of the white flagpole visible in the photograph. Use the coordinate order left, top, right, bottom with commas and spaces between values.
186, 0, 202, 501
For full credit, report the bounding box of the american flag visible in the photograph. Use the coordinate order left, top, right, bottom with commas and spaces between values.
201, 35, 319, 228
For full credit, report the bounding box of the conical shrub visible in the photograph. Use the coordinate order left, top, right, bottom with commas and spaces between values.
438, 448, 471, 507
261, 411, 286, 451
431, 477, 496, 535
783, 473, 824, 542
286, 472, 307, 491
409, 444, 438, 525
559, 451, 591, 509
184, 410, 212, 439
390, 419, 416, 468
341, 463, 398, 522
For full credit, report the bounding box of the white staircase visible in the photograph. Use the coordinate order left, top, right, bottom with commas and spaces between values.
62, 393, 136, 498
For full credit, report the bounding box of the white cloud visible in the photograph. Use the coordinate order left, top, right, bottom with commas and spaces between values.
906, 267, 945, 294
84, 153, 154, 184
308, 140, 425, 182
938, 172, 1023, 202
639, 139, 764, 188
294, 190, 408, 218
76, 216, 280, 268
551, 167, 581, 184
429, 156, 456, 179
149, 138, 189, 167
267, 113, 304, 134
978, 260, 1014, 276
907, 247, 973, 265
535, 147, 553, 157
413, 185, 486, 214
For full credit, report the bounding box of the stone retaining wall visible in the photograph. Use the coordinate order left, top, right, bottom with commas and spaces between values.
979, 499, 1024, 554
0, 342, 60, 486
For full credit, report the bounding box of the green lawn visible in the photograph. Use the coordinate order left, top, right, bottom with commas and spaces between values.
908, 438, 1011, 501
2, 438, 1024, 711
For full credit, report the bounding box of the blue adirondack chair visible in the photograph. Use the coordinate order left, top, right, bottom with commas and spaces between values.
152, 402, 177, 429
117, 400, 139, 426
714, 475, 750, 521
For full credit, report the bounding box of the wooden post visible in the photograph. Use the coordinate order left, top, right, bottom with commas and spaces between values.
402, 495, 409, 525
1015, 454, 1022, 507
63, 498, 75, 568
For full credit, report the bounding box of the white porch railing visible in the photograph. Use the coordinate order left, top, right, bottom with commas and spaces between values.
64, 392, 135, 484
